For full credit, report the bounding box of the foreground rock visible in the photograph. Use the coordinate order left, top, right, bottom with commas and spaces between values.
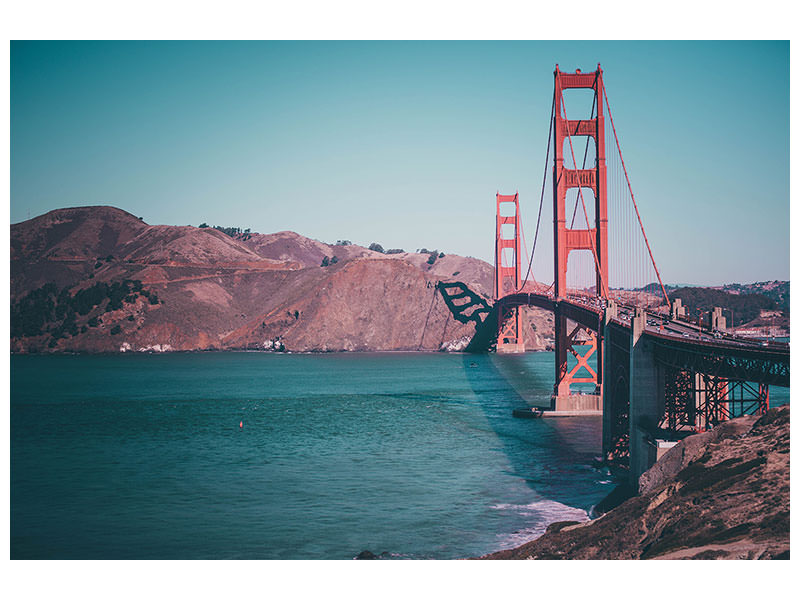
481, 406, 789, 559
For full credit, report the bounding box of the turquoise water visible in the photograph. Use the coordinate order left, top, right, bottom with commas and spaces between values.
12, 352, 788, 559
11, 352, 616, 559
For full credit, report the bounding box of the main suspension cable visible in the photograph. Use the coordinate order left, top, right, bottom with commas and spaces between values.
519, 90, 555, 291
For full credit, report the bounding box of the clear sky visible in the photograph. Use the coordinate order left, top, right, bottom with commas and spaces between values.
10, 41, 789, 285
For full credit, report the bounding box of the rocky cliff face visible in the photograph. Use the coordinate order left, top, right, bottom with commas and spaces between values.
11, 206, 554, 353
482, 406, 790, 559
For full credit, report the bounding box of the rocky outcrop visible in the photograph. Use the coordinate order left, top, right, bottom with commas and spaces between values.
11, 206, 554, 353
481, 406, 790, 559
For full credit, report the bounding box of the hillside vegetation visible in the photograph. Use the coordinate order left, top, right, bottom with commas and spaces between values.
11, 206, 554, 353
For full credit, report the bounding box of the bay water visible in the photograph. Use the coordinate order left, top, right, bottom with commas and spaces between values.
12, 351, 785, 559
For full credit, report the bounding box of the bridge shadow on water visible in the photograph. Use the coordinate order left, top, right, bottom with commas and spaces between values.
459, 351, 611, 517
436, 280, 612, 515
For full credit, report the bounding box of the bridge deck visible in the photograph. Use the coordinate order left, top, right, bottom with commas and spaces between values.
495, 292, 789, 386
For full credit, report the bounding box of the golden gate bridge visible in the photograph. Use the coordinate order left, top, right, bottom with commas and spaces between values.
440, 64, 789, 483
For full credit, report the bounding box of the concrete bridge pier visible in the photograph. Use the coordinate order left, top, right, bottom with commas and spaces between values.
601, 301, 620, 458
627, 308, 666, 485
711, 307, 726, 331
602, 306, 667, 485
671, 298, 686, 320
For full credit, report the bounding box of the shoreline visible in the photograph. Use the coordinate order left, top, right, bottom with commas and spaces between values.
10, 347, 555, 356
477, 406, 790, 560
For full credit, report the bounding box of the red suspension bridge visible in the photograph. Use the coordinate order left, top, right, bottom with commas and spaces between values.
466, 64, 788, 483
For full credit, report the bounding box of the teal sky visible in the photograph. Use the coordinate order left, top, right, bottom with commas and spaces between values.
10, 41, 789, 285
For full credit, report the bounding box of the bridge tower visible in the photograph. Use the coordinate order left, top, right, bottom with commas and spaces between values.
494, 192, 525, 353
552, 65, 609, 400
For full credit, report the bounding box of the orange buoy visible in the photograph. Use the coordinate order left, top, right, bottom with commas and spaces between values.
239, 421, 243, 429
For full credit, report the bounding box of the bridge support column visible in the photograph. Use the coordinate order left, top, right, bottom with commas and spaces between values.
494, 192, 525, 353
601, 301, 618, 458
553, 309, 570, 396
628, 308, 666, 485
711, 307, 726, 331
671, 298, 686, 320
550, 65, 608, 400
551, 304, 603, 412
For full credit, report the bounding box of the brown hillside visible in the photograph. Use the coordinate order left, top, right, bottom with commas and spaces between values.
243, 230, 377, 268
11, 205, 147, 263
11, 206, 553, 353
11, 206, 148, 297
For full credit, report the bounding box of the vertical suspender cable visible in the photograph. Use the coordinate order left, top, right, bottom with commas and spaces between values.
602, 80, 670, 307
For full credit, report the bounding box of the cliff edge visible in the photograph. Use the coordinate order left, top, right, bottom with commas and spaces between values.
482, 405, 789, 559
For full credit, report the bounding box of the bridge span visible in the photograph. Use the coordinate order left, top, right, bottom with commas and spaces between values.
490, 291, 789, 482
481, 64, 789, 484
